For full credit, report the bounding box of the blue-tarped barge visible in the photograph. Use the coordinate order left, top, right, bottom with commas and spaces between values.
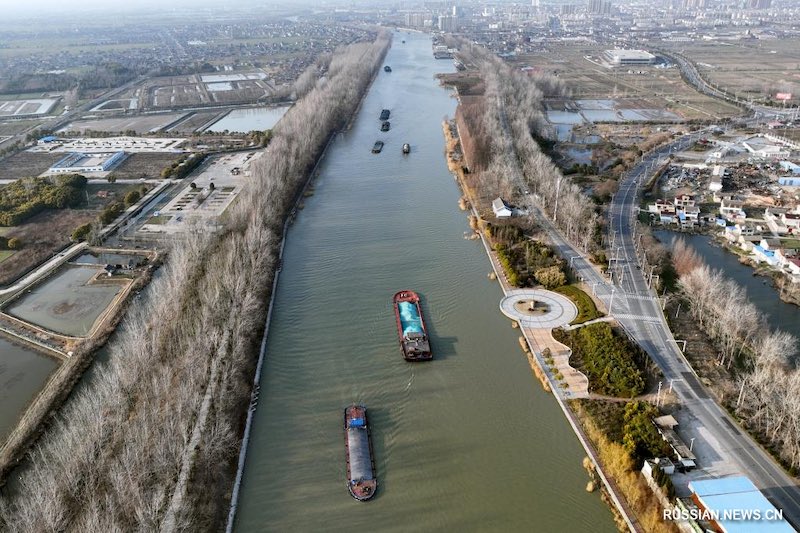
393, 290, 433, 361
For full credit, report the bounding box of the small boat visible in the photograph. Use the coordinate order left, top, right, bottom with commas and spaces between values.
384, 65, 392, 72
381, 121, 390, 132
393, 290, 432, 361
344, 405, 377, 501
379, 109, 390, 121
402, 40, 406, 44
372, 141, 384, 153
402, 143, 410, 154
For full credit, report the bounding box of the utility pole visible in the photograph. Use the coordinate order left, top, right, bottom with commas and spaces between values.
609, 287, 616, 314
656, 380, 663, 407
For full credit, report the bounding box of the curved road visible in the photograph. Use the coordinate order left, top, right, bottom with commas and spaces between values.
538, 136, 800, 529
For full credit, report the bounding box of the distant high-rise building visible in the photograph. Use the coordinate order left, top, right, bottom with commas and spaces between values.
531, 0, 540, 7
438, 15, 457, 32
683, 0, 708, 8
588, 0, 612, 14
405, 13, 426, 27
561, 4, 576, 15
748, 0, 771, 8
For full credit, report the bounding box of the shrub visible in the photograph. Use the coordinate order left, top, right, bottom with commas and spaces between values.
99, 202, 123, 224
72, 223, 92, 242
7, 238, 22, 250
554, 323, 646, 398
124, 190, 141, 207
535, 265, 566, 289
622, 401, 671, 465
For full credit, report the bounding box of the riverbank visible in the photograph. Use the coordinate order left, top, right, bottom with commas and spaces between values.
0, 35, 392, 531
442, 118, 652, 532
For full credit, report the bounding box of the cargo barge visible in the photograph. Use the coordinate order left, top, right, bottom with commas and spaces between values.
372, 141, 384, 153
402, 143, 410, 154
344, 405, 377, 501
379, 109, 390, 121
384, 65, 392, 72
381, 121, 390, 132
393, 290, 432, 361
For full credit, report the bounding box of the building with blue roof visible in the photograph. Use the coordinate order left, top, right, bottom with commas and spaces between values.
688, 476, 794, 533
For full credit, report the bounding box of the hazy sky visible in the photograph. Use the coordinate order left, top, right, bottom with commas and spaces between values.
0, 0, 283, 17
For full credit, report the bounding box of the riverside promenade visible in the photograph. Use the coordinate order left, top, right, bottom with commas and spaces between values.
475, 223, 641, 532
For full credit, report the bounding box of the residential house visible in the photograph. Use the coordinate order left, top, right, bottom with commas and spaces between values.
719, 197, 746, 222
753, 244, 778, 266
781, 213, 800, 234
674, 194, 695, 209
492, 197, 512, 218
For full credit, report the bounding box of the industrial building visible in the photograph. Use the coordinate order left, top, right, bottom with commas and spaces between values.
688, 476, 793, 533
49, 151, 126, 174
603, 49, 656, 66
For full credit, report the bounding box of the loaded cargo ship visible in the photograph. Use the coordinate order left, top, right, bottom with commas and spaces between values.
344, 405, 377, 501
393, 290, 432, 361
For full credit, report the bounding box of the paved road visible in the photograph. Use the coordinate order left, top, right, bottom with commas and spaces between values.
661, 48, 799, 122
533, 136, 800, 529
492, 79, 800, 526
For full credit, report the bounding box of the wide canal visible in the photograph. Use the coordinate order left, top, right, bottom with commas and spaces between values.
234, 34, 615, 532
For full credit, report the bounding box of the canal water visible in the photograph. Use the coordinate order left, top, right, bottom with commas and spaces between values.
0, 338, 58, 441
234, 34, 615, 532
655, 231, 800, 348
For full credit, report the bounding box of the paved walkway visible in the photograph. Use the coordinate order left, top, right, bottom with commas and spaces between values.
499, 289, 577, 329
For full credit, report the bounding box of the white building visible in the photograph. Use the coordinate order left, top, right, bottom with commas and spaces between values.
49, 151, 126, 174
602, 49, 656, 66
492, 197, 513, 218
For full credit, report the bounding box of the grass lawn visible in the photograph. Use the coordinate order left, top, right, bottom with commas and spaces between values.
0, 250, 16, 263
554, 284, 603, 324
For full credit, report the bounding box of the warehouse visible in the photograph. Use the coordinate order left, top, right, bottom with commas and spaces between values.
49, 151, 126, 174
603, 49, 656, 66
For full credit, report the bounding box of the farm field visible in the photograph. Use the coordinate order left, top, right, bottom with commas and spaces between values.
58, 113, 186, 134
0, 152, 65, 180
0, 119, 43, 136
511, 43, 742, 120
663, 39, 800, 104
110, 153, 182, 180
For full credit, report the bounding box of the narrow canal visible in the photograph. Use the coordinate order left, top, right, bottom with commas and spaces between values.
655, 231, 800, 349
234, 34, 615, 531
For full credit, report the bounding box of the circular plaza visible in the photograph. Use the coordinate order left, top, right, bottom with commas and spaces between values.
499, 289, 577, 329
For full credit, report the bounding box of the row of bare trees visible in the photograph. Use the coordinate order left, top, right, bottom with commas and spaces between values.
456, 41, 598, 251
674, 239, 800, 471
0, 33, 391, 532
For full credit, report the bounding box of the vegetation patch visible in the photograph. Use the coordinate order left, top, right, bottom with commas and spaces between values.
572, 400, 678, 532
554, 323, 646, 398
487, 223, 566, 288
0, 174, 87, 226
0, 250, 16, 263
554, 285, 602, 324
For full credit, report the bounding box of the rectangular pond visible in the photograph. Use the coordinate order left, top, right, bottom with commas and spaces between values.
205, 106, 290, 133
0, 337, 58, 442
6, 265, 122, 337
